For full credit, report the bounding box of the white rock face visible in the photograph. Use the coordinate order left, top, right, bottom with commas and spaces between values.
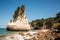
7, 5, 31, 31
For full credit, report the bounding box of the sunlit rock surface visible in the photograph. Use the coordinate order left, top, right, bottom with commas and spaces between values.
7, 5, 31, 31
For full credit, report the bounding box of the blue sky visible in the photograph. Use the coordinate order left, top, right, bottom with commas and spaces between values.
0, 0, 60, 28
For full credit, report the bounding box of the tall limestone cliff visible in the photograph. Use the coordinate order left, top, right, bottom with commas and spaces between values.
7, 5, 31, 31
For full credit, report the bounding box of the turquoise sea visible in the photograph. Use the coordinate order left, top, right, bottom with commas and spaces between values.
0, 28, 28, 35
0, 28, 38, 36
0, 28, 16, 35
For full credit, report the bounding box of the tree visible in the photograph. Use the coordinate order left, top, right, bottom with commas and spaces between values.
54, 12, 60, 23
56, 12, 60, 18
31, 19, 45, 29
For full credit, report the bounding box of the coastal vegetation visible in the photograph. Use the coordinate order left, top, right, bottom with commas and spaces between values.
30, 12, 60, 30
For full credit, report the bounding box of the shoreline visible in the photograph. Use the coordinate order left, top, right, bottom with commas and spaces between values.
0, 28, 39, 35
0, 29, 60, 40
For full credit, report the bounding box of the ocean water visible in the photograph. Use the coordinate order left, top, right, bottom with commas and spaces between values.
0, 28, 28, 35
0, 28, 38, 36
0, 28, 8, 35
0, 28, 15, 35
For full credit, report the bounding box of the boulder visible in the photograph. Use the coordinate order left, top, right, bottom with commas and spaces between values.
6, 5, 31, 31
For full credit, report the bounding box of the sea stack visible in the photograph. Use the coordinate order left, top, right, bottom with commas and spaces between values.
7, 5, 31, 31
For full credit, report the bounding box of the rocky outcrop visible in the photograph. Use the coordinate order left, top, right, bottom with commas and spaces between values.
0, 30, 60, 40
7, 5, 31, 31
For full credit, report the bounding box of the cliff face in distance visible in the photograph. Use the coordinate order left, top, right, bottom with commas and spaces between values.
7, 5, 31, 31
